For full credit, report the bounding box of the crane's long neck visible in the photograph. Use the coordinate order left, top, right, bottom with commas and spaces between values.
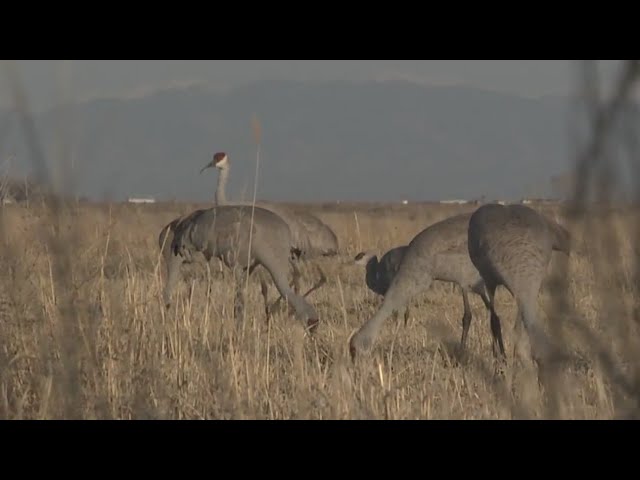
256, 248, 318, 325
365, 256, 382, 294
356, 263, 431, 344
216, 166, 229, 205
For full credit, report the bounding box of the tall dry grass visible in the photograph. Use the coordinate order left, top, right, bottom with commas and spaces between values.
2, 59, 639, 419
0, 200, 638, 419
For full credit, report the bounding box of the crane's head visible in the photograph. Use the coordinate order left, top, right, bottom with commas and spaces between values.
353, 251, 376, 266
199, 152, 229, 174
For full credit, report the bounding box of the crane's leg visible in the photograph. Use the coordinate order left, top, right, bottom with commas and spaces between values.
488, 284, 506, 360
474, 281, 506, 360
301, 266, 327, 298
158, 226, 173, 280
261, 277, 270, 321
161, 243, 171, 280
232, 261, 263, 325
163, 252, 183, 309
290, 260, 302, 294
474, 281, 508, 380
459, 287, 473, 355
248, 263, 271, 323
304, 261, 329, 297
248, 265, 271, 322
233, 268, 249, 326
312, 263, 328, 295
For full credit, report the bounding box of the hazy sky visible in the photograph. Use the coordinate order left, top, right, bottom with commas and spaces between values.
0, 60, 636, 202
0, 60, 627, 112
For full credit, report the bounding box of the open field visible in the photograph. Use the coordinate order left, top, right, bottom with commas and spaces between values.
0, 200, 639, 419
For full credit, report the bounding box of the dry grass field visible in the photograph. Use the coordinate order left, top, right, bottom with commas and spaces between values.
1, 199, 639, 420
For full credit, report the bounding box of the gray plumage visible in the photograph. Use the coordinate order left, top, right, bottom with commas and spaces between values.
163, 204, 320, 332
159, 213, 216, 284
354, 246, 411, 325
349, 213, 505, 359
467, 203, 571, 368
201, 152, 339, 259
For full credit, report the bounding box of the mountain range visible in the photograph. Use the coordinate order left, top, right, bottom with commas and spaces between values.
0, 79, 579, 203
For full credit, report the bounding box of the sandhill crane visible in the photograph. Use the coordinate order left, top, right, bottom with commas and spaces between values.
157, 150, 333, 317
198, 152, 338, 306
200, 152, 339, 260
349, 213, 506, 360
353, 246, 411, 325
163, 204, 320, 333
466, 203, 571, 372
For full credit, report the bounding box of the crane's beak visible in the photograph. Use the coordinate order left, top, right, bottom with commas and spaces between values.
199, 160, 215, 174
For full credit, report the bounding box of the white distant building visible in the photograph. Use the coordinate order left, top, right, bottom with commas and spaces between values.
128, 196, 156, 204
402, 200, 409, 205
439, 199, 468, 205
520, 197, 557, 205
